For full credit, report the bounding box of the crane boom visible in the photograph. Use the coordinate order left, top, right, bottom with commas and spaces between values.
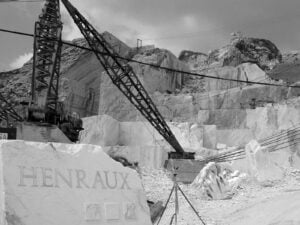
30, 0, 62, 123
0, 93, 23, 125
61, 0, 193, 157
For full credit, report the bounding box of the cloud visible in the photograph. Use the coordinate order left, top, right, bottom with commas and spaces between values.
9, 52, 32, 69
59, 0, 300, 56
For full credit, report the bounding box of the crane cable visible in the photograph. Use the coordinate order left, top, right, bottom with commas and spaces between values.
0, 0, 44, 2
1, 28, 300, 89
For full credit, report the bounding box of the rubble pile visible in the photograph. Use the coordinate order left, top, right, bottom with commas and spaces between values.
191, 162, 248, 200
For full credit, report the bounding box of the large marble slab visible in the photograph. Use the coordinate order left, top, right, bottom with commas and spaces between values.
0, 140, 152, 225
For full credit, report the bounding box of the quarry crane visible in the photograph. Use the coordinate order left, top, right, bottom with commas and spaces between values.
29, 0, 83, 142
60, 0, 194, 159
0, 0, 194, 159
0, 0, 82, 142
30, 0, 62, 124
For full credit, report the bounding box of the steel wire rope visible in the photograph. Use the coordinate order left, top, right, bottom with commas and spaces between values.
260, 124, 300, 143
1, 28, 300, 89
199, 124, 300, 163
261, 128, 300, 147
0, 0, 44, 2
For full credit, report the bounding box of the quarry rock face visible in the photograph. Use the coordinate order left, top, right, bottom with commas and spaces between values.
98, 48, 187, 121
267, 62, 300, 83
60, 32, 131, 118
130, 48, 186, 93
80, 115, 205, 167
0, 140, 152, 225
2, 33, 186, 120
80, 115, 203, 151
204, 63, 268, 92
282, 50, 300, 64
178, 50, 208, 72
207, 35, 282, 71
80, 115, 120, 146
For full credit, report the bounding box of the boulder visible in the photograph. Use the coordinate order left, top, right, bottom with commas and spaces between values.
0, 140, 152, 225
80, 115, 120, 146
191, 162, 247, 200
245, 140, 284, 183
203, 125, 217, 149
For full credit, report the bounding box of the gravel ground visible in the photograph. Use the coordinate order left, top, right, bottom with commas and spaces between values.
141, 167, 300, 225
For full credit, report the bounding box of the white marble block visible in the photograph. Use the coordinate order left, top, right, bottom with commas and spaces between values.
0, 140, 152, 225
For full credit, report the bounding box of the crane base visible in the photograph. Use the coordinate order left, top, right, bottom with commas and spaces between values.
168, 152, 195, 159
164, 159, 206, 184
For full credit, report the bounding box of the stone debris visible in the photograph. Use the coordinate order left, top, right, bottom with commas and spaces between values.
191, 162, 248, 200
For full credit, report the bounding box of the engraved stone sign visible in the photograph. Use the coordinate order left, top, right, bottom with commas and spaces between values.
85, 203, 102, 221
105, 203, 120, 221
0, 132, 8, 140
0, 140, 152, 225
124, 202, 137, 220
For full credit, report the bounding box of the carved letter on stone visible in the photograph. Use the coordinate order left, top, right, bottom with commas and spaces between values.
76, 169, 90, 188
105, 203, 120, 221
124, 202, 137, 220
104, 171, 117, 189
119, 172, 130, 190
55, 169, 73, 188
85, 203, 102, 221
92, 171, 106, 189
41, 167, 53, 187
18, 166, 38, 187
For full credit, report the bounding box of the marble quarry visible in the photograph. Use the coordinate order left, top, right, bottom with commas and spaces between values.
80, 115, 204, 168
80, 94, 300, 168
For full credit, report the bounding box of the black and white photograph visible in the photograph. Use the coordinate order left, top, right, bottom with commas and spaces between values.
0, 0, 300, 224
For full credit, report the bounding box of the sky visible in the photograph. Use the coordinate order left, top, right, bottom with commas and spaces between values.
0, 0, 300, 71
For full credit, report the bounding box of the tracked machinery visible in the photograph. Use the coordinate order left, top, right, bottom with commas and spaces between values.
0, 0, 202, 182
0, 0, 82, 143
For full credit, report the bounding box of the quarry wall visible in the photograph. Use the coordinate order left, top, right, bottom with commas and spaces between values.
80, 96, 300, 168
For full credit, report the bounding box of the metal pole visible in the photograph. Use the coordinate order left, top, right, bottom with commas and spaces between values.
174, 172, 178, 225
178, 185, 206, 225
156, 185, 175, 225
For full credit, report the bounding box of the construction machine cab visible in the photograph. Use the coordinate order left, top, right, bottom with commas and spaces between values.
59, 113, 83, 142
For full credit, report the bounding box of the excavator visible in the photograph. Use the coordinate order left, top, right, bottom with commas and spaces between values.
0, 0, 199, 182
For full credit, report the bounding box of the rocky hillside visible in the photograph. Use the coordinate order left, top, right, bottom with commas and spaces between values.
0, 32, 299, 123
0, 32, 186, 119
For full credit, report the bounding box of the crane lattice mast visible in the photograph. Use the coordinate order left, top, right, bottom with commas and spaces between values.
30, 0, 62, 123
61, 0, 193, 157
